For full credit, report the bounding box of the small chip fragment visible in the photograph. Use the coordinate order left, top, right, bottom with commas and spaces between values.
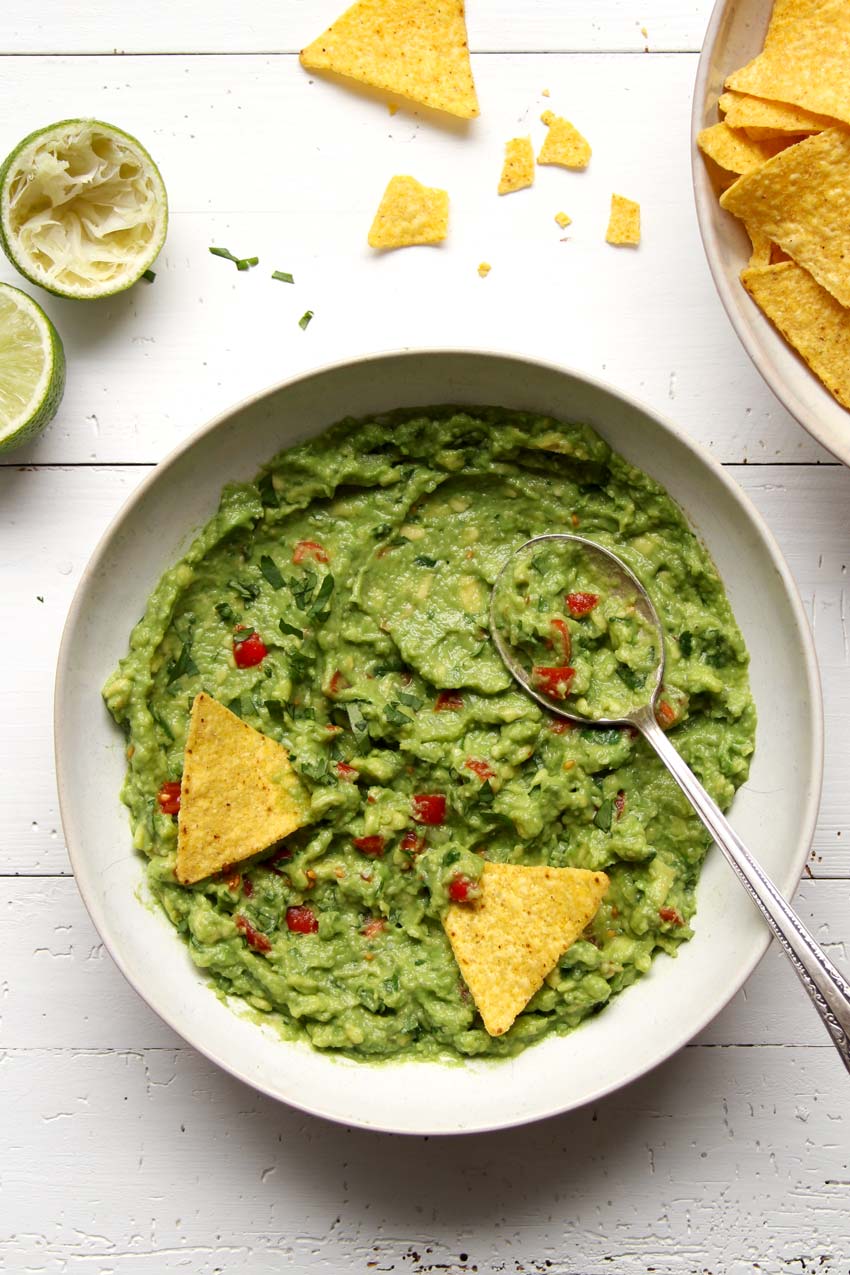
300, 0, 479, 119
498, 136, 535, 194
176, 693, 307, 885
742, 261, 850, 408
720, 128, 850, 307
606, 193, 641, 246
718, 89, 834, 138
444, 862, 609, 1036
554, 210, 571, 228
477, 261, 491, 277
696, 121, 788, 176
368, 175, 449, 249
537, 110, 592, 170
745, 222, 772, 268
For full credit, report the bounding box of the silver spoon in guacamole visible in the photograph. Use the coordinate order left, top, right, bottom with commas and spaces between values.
491, 533, 850, 1074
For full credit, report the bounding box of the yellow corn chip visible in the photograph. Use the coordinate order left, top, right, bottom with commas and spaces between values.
726, 0, 850, 126
718, 89, 835, 138
554, 210, 571, 228
300, 0, 479, 120
746, 222, 772, 268
477, 261, 491, 277
606, 193, 640, 246
720, 128, 850, 307
742, 261, 850, 408
696, 121, 786, 175
176, 693, 306, 885
368, 175, 449, 249
498, 136, 534, 195
443, 862, 609, 1037
537, 110, 591, 170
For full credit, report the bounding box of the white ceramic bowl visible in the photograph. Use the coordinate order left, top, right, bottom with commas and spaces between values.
55, 349, 822, 1135
692, 0, 850, 465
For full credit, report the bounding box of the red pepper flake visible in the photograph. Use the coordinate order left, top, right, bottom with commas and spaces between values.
659, 907, 684, 926
233, 627, 267, 668
353, 834, 386, 857
447, 873, 475, 903
566, 592, 598, 617
328, 669, 349, 696
532, 665, 575, 699
657, 700, 677, 729
361, 917, 386, 939
286, 905, 319, 935
235, 914, 272, 953
434, 690, 464, 712
265, 847, 293, 876
325, 723, 343, 734
412, 793, 446, 825
336, 761, 358, 781
224, 870, 241, 893
156, 780, 181, 816
550, 617, 572, 663
465, 758, 495, 781
292, 539, 329, 565
614, 789, 626, 819
242, 876, 254, 898
400, 830, 426, 855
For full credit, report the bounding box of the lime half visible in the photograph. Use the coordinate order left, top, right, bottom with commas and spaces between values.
0, 119, 167, 300
0, 282, 65, 453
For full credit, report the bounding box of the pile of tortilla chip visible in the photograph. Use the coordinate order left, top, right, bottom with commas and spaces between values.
697, 0, 850, 409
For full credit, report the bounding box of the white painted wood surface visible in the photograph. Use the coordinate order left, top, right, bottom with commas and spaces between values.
1, 3, 849, 1271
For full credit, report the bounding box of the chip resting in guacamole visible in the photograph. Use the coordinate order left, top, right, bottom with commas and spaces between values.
103, 407, 755, 1061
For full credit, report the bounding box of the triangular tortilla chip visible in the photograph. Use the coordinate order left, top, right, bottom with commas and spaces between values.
176, 693, 306, 884
696, 121, 786, 176
718, 89, 834, 139
537, 110, 591, 170
498, 136, 534, 194
367, 174, 448, 248
300, 0, 479, 120
444, 862, 609, 1036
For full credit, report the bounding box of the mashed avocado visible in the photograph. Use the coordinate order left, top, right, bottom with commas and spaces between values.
103, 407, 755, 1061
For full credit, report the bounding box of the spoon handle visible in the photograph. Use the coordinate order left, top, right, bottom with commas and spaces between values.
635, 706, 850, 1074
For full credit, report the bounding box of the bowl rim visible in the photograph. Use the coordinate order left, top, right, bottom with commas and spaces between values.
691, 0, 847, 466
54, 346, 825, 1134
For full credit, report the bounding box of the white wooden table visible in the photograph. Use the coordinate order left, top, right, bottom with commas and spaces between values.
2, 3, 849, 1271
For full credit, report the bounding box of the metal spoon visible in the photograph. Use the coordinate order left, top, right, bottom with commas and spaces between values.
490, 533, 850, 1074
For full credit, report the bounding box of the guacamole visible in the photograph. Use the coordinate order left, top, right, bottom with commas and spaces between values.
103, 407, 755, 1061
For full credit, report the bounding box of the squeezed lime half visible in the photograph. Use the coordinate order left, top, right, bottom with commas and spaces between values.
0, 118, 168, 300
0, 281, 65, 452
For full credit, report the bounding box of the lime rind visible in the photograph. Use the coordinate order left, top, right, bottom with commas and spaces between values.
0, 119, 168, 301
0, 282, 65, 452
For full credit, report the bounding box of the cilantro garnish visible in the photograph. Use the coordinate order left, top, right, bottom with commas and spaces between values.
308, 573, 335, 619
142, 268, 156, 283
279, 618, 303, 639
228, 578, 259, 602
259, 554, 285, 590
288, 570, 317, 612
215, 601, 237, 625
476, 779, 495, 807
385, 702, 412, 726
412, 555, 438, 568
679, 631, 693, 658
298, 310, 314, 330
615, 666, 645, 691
272, 270, 294, 284
397, 690, 422, 710
166, 640, 198, 686
209, 246, 259, 271
257, 472, 279, 508
347, 703, 369, 736
594, 798, 614, 832
149, 705, 174, 740
581, 728, 623, 745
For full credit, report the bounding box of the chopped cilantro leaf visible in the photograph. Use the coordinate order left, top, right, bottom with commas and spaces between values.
412, 555, 438, 568
581, 728, 623, 745
142, 268, 156, 282
385, 702, 412, 726
298, 310, 314, 330
397, 690, 423, 710
615, 665, 645, 691
228, 577, 259, 602
594, 799, 614, 832
347, 702, 369, 736
278, 618, 303, 639
308, 573, 335, 619
259, 554, 285, 590
679, 630, 693, 658
209, 246, 259, 271
215, 601, 237, 624
288, 571, 317, 612
272, 270, 294, 283
166, 641, 198, 686
257, 471, 279, 508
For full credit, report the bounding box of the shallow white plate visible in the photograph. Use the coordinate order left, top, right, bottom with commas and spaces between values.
55, 349, 823, 1135
692, 0, 850, 465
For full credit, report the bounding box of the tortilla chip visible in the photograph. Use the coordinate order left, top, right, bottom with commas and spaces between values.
300, 0, 479, 119
176, 693, 306, 885
742, 261, 850, 409
746, 222, 772, 268
554, 210, 571, 228
720, 128, 850, 307
718, 89, 835, 138
498, 136, 534, 194
443, 862, 609, 1036
368, 175, 448, 249
477, 261, 491, 277
606, 193, 640, 246
696, 121, 786, 175
726, 0, 850, 126
537, 110, 591, 170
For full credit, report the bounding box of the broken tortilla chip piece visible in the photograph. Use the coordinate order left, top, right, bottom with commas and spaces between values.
742, 261, 850, 409
498, 136, 534, 194
745, 222, 773, 268
537, 110, 591, 170
606, 193, 641, 246
718, 89, 835, 139
368, 174, 449, 249
443, 862, 609, 1036
554, 210, 571, 228
696, 121, 787, 175
720, 127, 850, 307
176, 693, 306, 885
300, 0, 479, 119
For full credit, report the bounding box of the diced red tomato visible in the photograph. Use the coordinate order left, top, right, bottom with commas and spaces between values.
292, 539, 329, 565
233, 628, 267, 668
548, 718, 572, 734
658, 906, 684, 926
400, 830, 426, 855
224, 871, 241, 893
286, 905, 319, 934
465, 758, 495, 781
156, 780, 181, 816
447, 874, 475, 903
615, 789, 626, 819
265, 847, 293, 876
336, 761, 358, 781
353, 834, 386, 856
550, 617, 572, 663
235, 914, 272, 953
657, 699, 677, 729
566, 592, 599, 617
532, 665, 575, 700
325, 723, 342, 734
242, 877, 254, 898
434, 690, 464, 712
361, 917, 385, 939
412, 793, 446, 825
328, 669, 348, 695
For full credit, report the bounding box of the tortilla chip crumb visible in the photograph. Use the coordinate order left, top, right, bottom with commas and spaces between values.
368, 175, 449, 249
537, 110, 592, 170
606, 193, 641, 245
300, 0, 479, 119
554, 210, 571, 229
542, 88, 550, 97
498, 136, 535, 194
640, 25, 648, 38
477, 261, 491, 277
444, 862, 609, 1036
